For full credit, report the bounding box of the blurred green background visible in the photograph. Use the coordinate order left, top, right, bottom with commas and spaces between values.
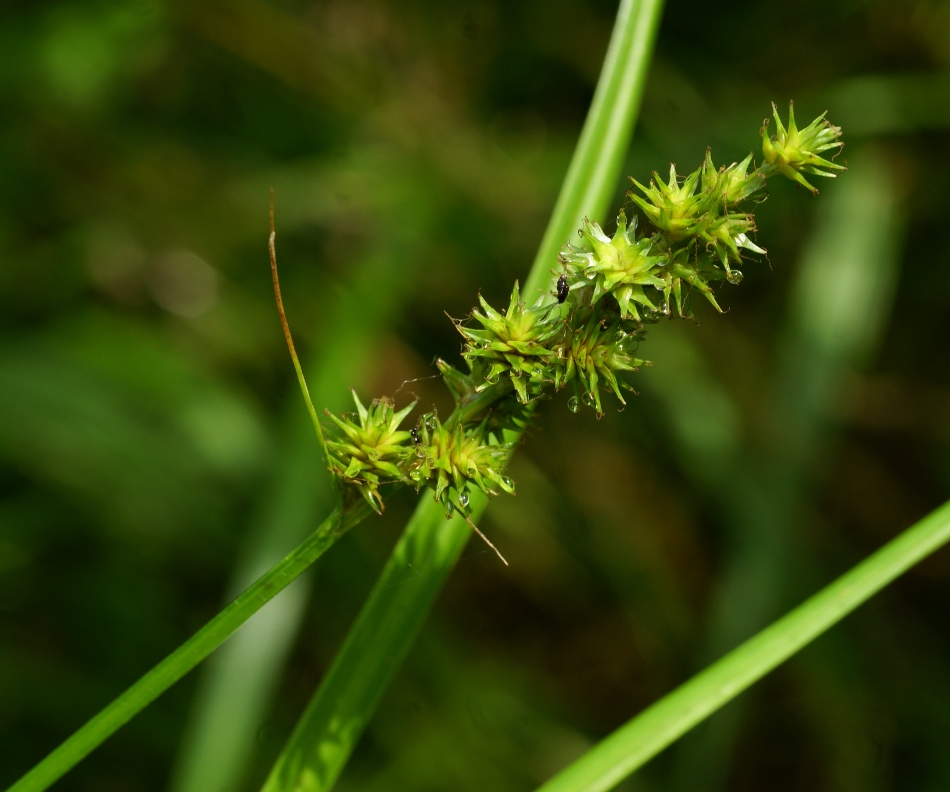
2, 0, 949, 790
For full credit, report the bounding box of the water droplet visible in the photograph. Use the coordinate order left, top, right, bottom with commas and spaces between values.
446, 500, 454, 514
458, 492, 470, 508
567, 396, 580, 413
534, 368, 544, 378
614, 331, 626, 343
501, 476, 514, 490
425, 419, 433, 431
659, 301, 670, 315
727, 269, 743, 284
582, 391, 596, 407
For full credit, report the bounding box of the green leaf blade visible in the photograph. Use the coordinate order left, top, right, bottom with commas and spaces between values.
259, 0, 667, 788
6, 508, 344, 792
534, 499, 950, 792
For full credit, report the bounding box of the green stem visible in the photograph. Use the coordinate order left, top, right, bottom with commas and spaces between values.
261, 0, 666, 789
524, 0, 664, 300
6, 507, 345, 792
261, 494, 479, 792
534, 499, 950, 792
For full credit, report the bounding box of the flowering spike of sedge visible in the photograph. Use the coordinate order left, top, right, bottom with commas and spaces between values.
311, 105, 845, 541
761, 102, 845, 194
269, 190, 331, 473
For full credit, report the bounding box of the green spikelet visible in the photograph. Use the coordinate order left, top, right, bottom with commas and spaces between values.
310, 103, 845, 527
324, 390, 416, 513
762, 102, 845, 194
457, 281, 560, 404
407, 414, 515, 517
630, 152, 769, 316
554, 309, 649, 417
559, 211, 666, 321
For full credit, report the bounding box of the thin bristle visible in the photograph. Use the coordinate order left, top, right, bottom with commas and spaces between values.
269, 190, 330, 465
464, 514, 509, 566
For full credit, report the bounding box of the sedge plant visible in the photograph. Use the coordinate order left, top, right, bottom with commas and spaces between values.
260, 104, 855, 792
9, 0, 950, 789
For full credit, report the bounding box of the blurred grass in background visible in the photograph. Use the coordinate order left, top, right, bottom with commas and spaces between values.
1, 0, 949, 790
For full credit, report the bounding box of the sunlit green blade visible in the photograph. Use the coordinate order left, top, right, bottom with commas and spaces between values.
6, 508, 344, 792
666, 148, 903, 789
524, 0, 664, 300
533, 499, 950, 792
167, 414, 329, 792
261, 494, 476, 792
170, 238, 419, 792
260, 0, 666, 788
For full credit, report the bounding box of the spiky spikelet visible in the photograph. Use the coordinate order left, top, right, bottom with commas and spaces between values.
697, 151, 767, 273
324, 390, 415, 513
407, 413, 515, 516
433, 356, 532, 433
554, 309, 649, 417
628, 153, 769, 316
457, 281, 560, 404
654, 250, 725, 316
700, 150, 766, 206
307, 103, 846, 533
559, 211, 666, 321
761, 102, 844, 194
630, 164, 710, 244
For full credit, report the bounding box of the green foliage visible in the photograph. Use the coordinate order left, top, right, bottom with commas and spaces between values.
5, 1, 950, 792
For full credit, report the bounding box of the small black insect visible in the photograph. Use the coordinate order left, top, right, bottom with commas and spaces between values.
410, 427, 422, 446
556, 274, 569, 304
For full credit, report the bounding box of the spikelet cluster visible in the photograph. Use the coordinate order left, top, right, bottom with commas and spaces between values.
319, 105, 844, 539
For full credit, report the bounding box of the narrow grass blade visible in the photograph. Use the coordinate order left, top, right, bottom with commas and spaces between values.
524, 0, 664, 300
261, 0, 666, 788
667, 147, 903, 790
6, 507, 344, 792
170, 237, 421, 792
261, 494, 478, 792
534, 499, 950, 792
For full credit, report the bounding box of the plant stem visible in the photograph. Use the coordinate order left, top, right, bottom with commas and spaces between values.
524, 0, 664, 300
6, 507, 345, 792
260, 0, 666, 789
534, 499, 950, 792
261, 493, 479, 792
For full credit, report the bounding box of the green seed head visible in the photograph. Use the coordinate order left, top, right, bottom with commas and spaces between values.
324, 390, 416, 514
701, 150, 766, 206
408, 414, 514, 517
634, 152, 769, 317
457, 281, 560, 403
554, 309, 648, 417
560, 212, 666, 321
631, 164, 715, 244
762, 102, 845, 194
